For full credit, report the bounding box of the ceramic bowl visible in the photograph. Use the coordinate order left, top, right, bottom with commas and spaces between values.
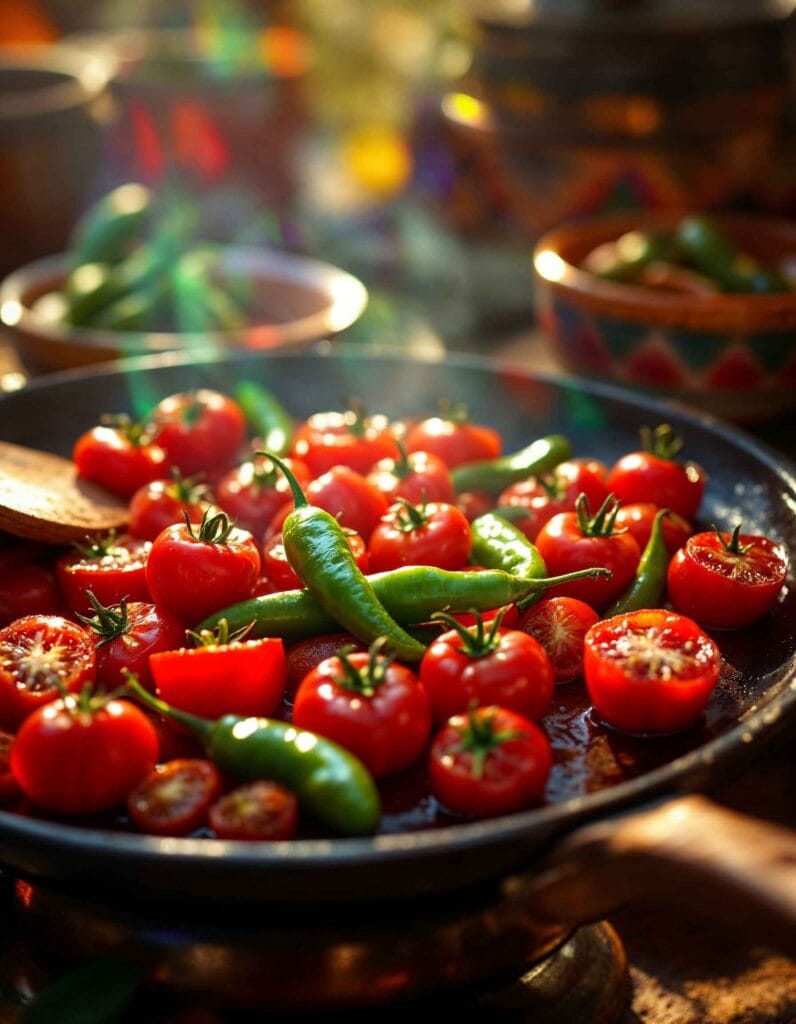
0, 246, 368, 374
532, 212, 796, 422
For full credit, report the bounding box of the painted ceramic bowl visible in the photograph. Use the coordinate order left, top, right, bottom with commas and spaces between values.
0, 247, 367, 375
532, 213, 796, 422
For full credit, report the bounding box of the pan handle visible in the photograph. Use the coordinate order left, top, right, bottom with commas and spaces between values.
502, 795, 796, 956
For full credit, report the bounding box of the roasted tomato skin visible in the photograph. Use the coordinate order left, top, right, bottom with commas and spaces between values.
583, 610, 722, 735
0, 615, 95, 729
56, 535, 151, 618
667, 530, 787, 630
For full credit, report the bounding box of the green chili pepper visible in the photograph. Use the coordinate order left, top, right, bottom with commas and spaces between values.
69, 183, 152, 268
199, 563, 610, 641
265, 453, 427, 662
20, 957, 142, 1024
235, 381, 294, 456
586, 229, 678, 283
470, 511, 547, 580
676, 216, 790, 294
605, 508, 670, 617
127, 678, 380, 836
450, 435, 571, 496
63, 262, 120, 325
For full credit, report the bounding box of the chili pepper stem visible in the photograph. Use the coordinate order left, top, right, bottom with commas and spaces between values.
124, 673, 214, 744
258, 451, 308, 509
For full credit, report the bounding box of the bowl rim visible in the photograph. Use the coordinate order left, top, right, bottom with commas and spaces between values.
532, 211, 796, 331
0, 44, 113, 121
0, 246, 369, 353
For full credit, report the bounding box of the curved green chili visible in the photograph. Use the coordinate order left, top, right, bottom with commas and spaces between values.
470, 511, 547, 580
265, 453, 426, 662
450, 435, 571, 496
69, 183, 152, 267
127, 679, 380, 836
199, 563, 610, 641
235, 381, 294, 456
605, 508, 670, 617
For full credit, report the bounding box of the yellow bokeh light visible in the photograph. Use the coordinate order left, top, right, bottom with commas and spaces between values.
343, 126, 413, 199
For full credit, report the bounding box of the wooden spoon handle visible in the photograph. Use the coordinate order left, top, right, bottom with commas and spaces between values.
503, 795, 796, 956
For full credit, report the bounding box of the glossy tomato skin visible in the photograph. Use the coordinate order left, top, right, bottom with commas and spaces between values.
307, 467, 389, 543
91, 601, 185, 691
150, 637, 286, 719
419, 626, 554, 725
10, 696, 159, 815
56, 535, 152, 617
429, 706, 552, 818
262, 529, 368, 591
0, 563, 60, 627
209, 781, 299, 841
290, 409, 398, 477
0, 731, 22, 804
614, 503, 693, 557
284, 633, 366, 702
292, 652, 432, 778
214, 456, 312, 539
583, 610, 721, 735
127, 758, 223, 836
0, 615, 95, 729
367, 501, 472, 573
145, 521, 260, 624
518, 596, 599, 682
534, 512, 640, 609
405, 415, 502, 469
667, 531, 788, 630
73, 426, 166, 499
607, 452, 705, 521
127, 477, 213, 541
367, 450, 455, 506
497, 459, 609, 541
148, 389, 246, 477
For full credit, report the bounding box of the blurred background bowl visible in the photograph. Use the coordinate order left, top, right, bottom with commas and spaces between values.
532, 212, 796, 423
0, 245, 368, 374
0, 44, 113, 280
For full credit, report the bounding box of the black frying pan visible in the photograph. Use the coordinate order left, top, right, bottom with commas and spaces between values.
0, 346, 794, 1004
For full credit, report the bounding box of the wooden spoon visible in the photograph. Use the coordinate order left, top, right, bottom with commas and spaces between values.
0, 441, 128, 544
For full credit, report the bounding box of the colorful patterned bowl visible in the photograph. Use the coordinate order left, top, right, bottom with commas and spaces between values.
532, 213, 796, 422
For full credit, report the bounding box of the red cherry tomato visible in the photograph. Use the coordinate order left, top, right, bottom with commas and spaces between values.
0, 731, 22, 804
150, 636, 286, 720
614, 502, 693, 557
83, 598, 186, 692
10, 694, 159, 815
268, 468, 390, 545
405, 412, 502, 469
127, 474, 214, 541
667, 526, 788, 630
56, 534, 152, 617
262, 529, 368, 592
127, 758, 223, 836
293, 643, 432, 778
284, 633, 366, 702
583, 609, 721, 734
148, 389, 246, 477
368, 500, 472, 573
497, 458, 609, 541
456, 490, 494, 523
367, 448, 455, 506
290, 406, 398, 477
429, 706, 552, 818
606, 425, 706, 520
145, 512, 260, 624
518, 596, 599, 682
534, 497, 640, 609
209, 781, 299, 841
214, 456, 312, 539
0, 615, 95, 729
73, 422, 167, 499
419, 616, 554, 725
0, 563, 60, 627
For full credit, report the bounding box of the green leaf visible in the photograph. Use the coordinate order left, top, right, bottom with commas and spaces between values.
21, 958, 141, 1024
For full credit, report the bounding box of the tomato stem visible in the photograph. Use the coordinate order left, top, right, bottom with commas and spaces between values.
76, 591, 130, 645
715, 521, 750, 556
576, 492, 623, 537
640, 424, 683, 461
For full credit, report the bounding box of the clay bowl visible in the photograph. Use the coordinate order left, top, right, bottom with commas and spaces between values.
0, 246, 368, 374
532, 212, 796, 422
